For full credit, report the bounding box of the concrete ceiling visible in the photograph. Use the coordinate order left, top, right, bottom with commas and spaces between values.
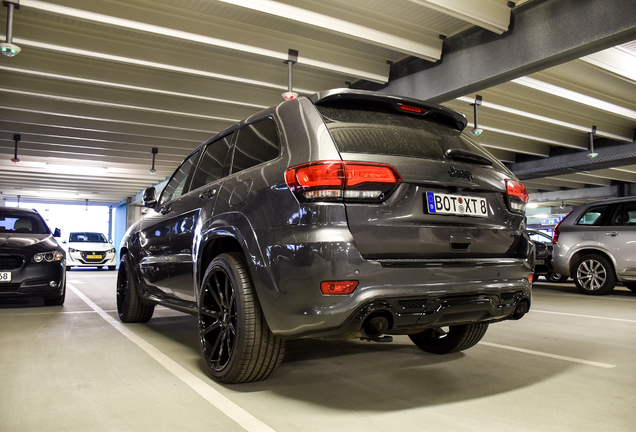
1, 0, 635, 211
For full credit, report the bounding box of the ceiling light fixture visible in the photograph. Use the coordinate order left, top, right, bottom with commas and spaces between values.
149, 147, 158, 174
470, 95, 483, 136
282, 49, 299, 101
1, 1, 21, 57
11, 134, 20, 163
588, 125, 598, 159
45, 164, 108, 175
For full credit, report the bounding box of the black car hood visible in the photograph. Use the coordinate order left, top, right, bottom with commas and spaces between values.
0, 234, 60, 251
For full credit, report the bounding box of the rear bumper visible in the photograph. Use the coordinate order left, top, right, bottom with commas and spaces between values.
255, 229, 535, 338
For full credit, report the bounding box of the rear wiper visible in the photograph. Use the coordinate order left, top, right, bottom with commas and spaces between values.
445, 148, 493, 166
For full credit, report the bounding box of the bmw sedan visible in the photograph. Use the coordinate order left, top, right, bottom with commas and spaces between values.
0, 206, 66, 305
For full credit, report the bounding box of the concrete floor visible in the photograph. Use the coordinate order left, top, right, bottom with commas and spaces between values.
1, 270, 635, 432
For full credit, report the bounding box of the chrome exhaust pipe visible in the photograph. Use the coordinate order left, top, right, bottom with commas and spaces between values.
510, 300, 530, 320
362, 315, 390, 338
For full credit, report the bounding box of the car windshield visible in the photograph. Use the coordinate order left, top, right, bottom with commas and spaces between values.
70, 232, 108, 243
0, 212, 50, 234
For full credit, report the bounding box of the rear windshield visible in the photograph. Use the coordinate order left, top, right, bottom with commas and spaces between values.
315, 105, 496, 163
0, 213, 50, 234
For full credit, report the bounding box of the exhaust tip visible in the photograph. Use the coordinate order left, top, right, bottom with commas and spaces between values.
362, 315, 390, 338
510, 300, 530, 320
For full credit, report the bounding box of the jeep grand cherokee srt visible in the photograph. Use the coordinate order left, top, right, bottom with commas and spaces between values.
117, 89, 534, 383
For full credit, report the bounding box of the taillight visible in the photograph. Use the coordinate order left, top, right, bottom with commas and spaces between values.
285, 161, 402, 202
505, 179, 528, 214
320, 280, 358, 295
552, 212, 572, 244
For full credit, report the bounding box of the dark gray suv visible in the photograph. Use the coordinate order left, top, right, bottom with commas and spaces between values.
117, 89, 534, 383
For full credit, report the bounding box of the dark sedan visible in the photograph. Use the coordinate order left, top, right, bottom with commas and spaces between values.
0, 206, 66, 305
527, 229, 567, 283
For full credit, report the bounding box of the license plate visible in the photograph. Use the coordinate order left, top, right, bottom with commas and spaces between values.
0, 272, 11, 282
426, 192, 488, 217
87, 255, 103, 259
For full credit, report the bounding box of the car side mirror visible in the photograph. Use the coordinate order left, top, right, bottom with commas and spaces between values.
143, 187, 157, 208
53, 228, 61, 238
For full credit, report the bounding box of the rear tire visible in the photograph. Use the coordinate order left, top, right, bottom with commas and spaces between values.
546, 272, 568, 283
409, 323, 488, 354
116, 254, 154, 322
574, 254, 616, 295
199, 253, 286, 384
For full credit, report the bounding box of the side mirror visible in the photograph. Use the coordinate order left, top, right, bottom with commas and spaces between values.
53, 228, 61, 238
143, 187, 157, 208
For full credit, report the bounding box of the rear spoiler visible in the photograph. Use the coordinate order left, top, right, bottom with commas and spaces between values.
308, 88, 468, 132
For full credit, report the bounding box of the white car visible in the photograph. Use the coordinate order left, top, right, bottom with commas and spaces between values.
65, 232, 117, 270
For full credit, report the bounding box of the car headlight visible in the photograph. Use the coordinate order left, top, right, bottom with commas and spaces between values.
33, 251, 65, 263
108, 248, 116, 254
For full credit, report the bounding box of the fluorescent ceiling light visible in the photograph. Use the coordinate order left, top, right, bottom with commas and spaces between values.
45, 164, 108, 175
0, 88, 240, 123
218, 0, 442, 60
512, 76, 636, 120
456, 96, 632, 142
17, 0, 388, 82
0, 66, 268, 110
581, 46, 636, 83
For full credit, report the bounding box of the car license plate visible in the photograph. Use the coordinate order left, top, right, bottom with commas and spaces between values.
0, 272, 11, 282
426, 192, 488, 217
87, 255, 103, 259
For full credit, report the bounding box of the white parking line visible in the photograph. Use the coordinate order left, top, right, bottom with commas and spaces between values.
533, 309, 636, 323
68, 284, 276, 432
479, 341, 616, 369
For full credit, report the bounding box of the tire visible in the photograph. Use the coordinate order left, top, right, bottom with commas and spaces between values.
116, 254, 154, 322
623, 282, 636, 293
66, 266, 72, 271
198, 253, 286, 384
574, 254, 616, 295
108, 266, 116, 271
546, 272, 568, 283
409, 323, 489, 354
44, 283, 66, 306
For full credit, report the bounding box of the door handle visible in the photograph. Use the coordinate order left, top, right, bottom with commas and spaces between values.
199, 188, 217, 200
606, 231, 619, 237
160, 205, 172, 215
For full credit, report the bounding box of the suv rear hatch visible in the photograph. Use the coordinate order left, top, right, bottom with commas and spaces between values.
308, 91, 528, 260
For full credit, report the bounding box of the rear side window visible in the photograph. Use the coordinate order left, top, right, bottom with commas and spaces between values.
190, 133, 234, 190
577, 205, 611, 226
231, 118, 280, 174
315, 105, 495, 162
159, 150, 200, 206
609, 201, 636, 226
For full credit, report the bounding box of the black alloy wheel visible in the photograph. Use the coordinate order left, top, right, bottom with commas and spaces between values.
409, 323, 489, 354
198, 253, 285, 384
116, 254, 154, 322
574, 254, 616, 295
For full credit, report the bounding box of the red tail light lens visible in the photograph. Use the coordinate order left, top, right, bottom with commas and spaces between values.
285, 161, 401, 201
552, 212, 572, 244
505, 179, 528, 214
320, 280, 358, 295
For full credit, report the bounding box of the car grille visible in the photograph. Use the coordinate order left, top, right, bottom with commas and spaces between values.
0, 256, 24, 270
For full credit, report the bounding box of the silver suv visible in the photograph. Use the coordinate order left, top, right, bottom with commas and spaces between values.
552, 197, 636, 295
